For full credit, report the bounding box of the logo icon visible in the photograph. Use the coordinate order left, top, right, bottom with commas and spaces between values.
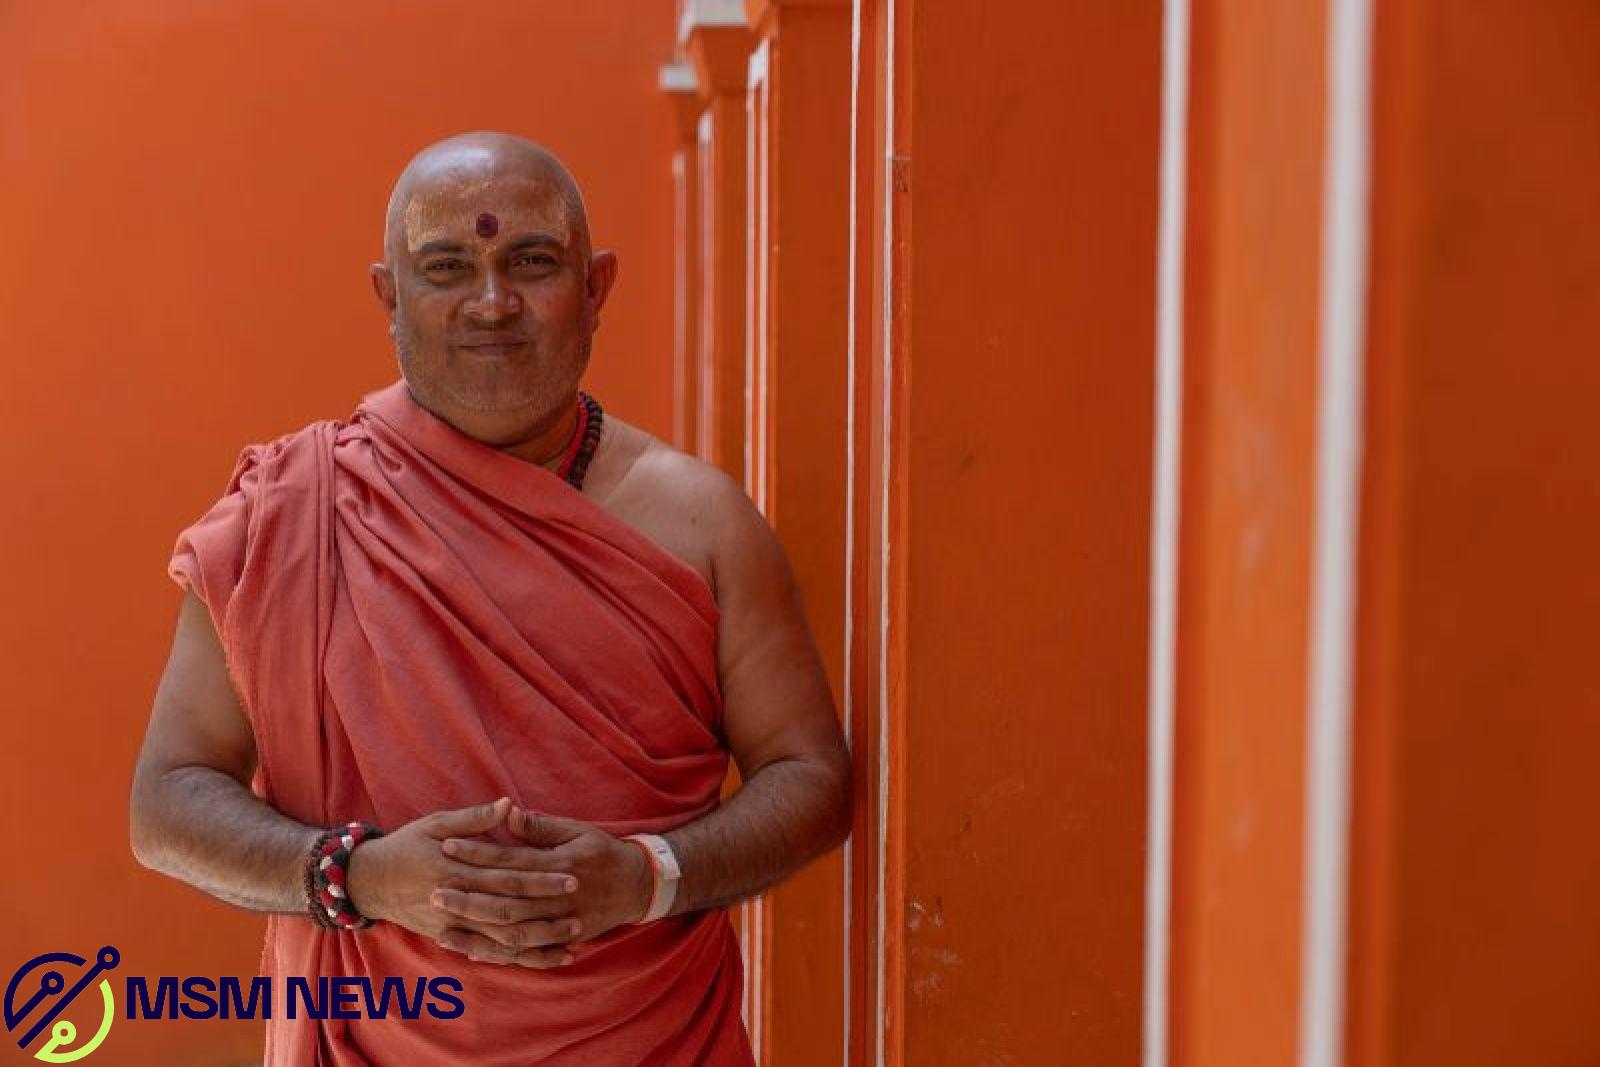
4, 947, 120, 1062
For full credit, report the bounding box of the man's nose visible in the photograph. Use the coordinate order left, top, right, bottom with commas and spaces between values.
464, 269, 523, 322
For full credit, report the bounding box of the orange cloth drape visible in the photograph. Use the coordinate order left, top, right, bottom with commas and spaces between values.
168, 379, 752, 1065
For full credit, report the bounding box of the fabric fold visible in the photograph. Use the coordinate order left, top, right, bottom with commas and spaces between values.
168, 379, 751, 1065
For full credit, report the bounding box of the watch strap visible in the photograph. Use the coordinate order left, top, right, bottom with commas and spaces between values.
624, 833, 681, 923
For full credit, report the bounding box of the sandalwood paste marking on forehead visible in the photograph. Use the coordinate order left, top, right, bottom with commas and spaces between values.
475, 212, 499, 238
400, 176, 573, 255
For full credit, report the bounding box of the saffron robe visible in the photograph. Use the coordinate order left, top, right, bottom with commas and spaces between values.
167, 379, 753, 1065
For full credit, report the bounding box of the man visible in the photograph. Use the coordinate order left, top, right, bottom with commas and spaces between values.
130, 131, 853, 1065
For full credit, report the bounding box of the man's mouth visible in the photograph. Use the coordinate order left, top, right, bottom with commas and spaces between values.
457, 338, 531, 357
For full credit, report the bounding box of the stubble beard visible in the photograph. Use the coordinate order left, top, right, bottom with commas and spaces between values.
391, 314, 592, 442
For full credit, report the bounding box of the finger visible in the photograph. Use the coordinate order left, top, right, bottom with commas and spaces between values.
511, 944, 577, 970
422, 797, 511, 838
439, 926, 575, 969
440, 838, 568, 874
437, 926, 517, 964
438, 911, 581, 952
432, 888, 580, 930
509, 806, 587, 847
438, 862, 578, 900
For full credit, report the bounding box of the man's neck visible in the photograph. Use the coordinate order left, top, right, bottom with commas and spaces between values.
496, 394, 581, 472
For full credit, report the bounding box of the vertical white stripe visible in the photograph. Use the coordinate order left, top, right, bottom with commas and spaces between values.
710, 97, 749, 1035
1143, 0, 1191, 1064
753, 894, 764, 1061
744, 56, 760, 499
842, 0, 865, 1060
697, 110, 716, 462
756, 53, 771, 514
1299, 0, 1374, 1064
875, 0, 896, 1062
673, 151, 689, 451
743, 45, 771, 1059
740, 897, 751, 1028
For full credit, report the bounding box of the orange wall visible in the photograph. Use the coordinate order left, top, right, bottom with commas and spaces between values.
1163, 4, 1600, 1065
1169, 2, 1325, 1063
0, 3, 677, 1062
1349, 3, 1600, 1064
672, 2, 1600, 1063
891, 4, 1162, 1062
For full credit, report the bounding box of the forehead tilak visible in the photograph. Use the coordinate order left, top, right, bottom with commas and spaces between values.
401, 175, 571, 253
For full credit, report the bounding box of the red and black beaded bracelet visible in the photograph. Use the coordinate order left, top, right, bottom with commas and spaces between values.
304, 821, 384, 930
302, 830, 334, 928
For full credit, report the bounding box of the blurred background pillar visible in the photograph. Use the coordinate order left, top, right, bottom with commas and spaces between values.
1164, 2, 1328, 1063
661, 57, 703, 454
1346, 4, 1600, 1065
740, 0, 854, 1063
1157, 4, 1600, 1067
842, 1, 1163, 1062
682, 0, 754, 480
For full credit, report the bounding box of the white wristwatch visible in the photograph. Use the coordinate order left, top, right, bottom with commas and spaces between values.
624, 833, 682, 923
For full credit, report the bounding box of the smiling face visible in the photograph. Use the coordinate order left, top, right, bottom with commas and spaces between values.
371, 136, 617, 450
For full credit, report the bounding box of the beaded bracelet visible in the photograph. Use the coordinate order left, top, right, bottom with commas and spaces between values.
302, 830, 336, 929
305, 821, 385, 930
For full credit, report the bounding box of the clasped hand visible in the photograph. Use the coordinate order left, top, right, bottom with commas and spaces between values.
345, 797, 654, 969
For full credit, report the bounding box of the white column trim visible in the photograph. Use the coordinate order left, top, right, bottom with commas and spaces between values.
744, 38, 771, 1059
672, 151, 689, 451
659, 61, 700, 94
1142, 0, 1192, 1063
695, 110, 716, 462
842, 0, 864, 1058
875, 0, 897, 1063
745, 39, 771, 514
678, 0, 749, 46
1299, 0, 1375, 1063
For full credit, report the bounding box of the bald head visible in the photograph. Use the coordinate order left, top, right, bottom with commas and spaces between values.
382, 131, 592, 268
369, 130, 618, 436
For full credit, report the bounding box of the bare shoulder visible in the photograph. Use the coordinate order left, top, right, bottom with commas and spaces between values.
601, 423, 835, 757
595, 418, 779, 604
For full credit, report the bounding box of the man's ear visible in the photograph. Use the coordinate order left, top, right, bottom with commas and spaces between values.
370, 263, 398, 313
585, 250, 619, 326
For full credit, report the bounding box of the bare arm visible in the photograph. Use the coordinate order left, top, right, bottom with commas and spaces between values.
664, 760, 850, 915
129, 589, 318, 914
131, 591, 547, 947
661, 470, 853, 915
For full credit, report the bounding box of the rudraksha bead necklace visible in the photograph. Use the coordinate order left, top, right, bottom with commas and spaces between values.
553, 391, 604, 490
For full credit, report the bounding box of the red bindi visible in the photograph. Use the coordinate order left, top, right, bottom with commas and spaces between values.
475, 212, 499, 238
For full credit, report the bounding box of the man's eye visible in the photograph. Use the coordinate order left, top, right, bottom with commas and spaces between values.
514, 255, 556, 268
425, 260, 467, 272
